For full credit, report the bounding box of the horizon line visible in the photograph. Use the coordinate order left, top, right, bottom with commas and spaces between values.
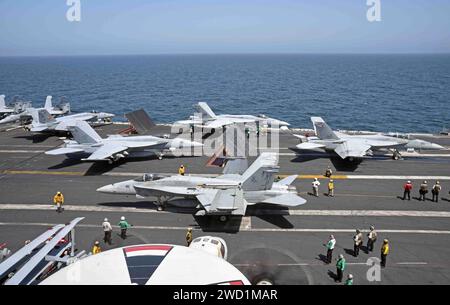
1, 52, 450, 58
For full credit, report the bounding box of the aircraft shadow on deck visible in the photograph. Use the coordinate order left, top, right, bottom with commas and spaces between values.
98, 201, 197, 214
81, 155, 200, 176
48, 158, 84, 170
14, 134, 53, 144
98, 200, 294, 233
289, 149, 362, 172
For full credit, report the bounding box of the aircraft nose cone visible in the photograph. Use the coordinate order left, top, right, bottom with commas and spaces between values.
96, 184, 115, 194
192, 141, 204, 147
433, 143, 445, 150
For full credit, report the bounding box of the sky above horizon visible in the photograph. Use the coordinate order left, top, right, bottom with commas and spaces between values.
0, 0, 449, 56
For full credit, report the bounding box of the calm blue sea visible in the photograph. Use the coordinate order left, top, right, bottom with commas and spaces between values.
0, 54, 449, 133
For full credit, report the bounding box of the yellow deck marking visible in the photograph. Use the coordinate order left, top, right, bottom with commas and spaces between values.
1, 170, 84, 176
280, 174, 349, 179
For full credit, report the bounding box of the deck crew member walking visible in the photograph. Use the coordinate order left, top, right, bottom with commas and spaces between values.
102, 218, 113, 245
326, 235, 336, 264
336, 254, 346, 283
179, 165, 185, 176
186, 227, 193, 246
92, 241, 102, 255
403, 180, 413, 201
419, 181, 428, 201
328, 179, 334, 197
53, 191, 64, 213
353, 229, 363, 257
381, 239, 390, 268
432, 181, 441, 203
366, 226, 377, 253
312, 178, 320, 197
118, 216, 131, 239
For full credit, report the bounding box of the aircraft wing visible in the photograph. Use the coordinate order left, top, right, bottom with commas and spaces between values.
204, 117, 254, 129
30, 126, 49, 132
134, 185, 199, 197
365, 139, 401, 148
204, 118, 235, 129
54, 120, 73, 131
83, 143, 128, 161
274, 175, 298, 186
196, 188, 247, 215
124, 141, 167, 149
261, 193, 306, 207
295, 142, 326, 150
334, 141, 371, 159
45, 147, 85, 155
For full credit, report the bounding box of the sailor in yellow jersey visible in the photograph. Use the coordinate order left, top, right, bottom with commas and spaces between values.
381, 239, 390, 268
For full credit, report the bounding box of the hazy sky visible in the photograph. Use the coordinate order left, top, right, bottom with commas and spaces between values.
0, 0, 449, 56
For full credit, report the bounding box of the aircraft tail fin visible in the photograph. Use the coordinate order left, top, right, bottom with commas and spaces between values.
29, 108, 55, 125
68, 120, 102, 144
275, 175, 298, 186
0, 95, 5, 109
44, 96, 52, 111
194, 102, 216, 119
61, 103, 71, 114
125, 109, 156, 135
223, 158, 248, 175
240, 153, 279, 191
311, 117, 339, 140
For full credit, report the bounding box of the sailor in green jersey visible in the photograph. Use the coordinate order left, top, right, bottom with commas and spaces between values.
336, 254, 346, 283
119, 216, 131, 239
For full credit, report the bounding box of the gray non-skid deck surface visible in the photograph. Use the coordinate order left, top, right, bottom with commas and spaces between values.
1, 124, 450, 284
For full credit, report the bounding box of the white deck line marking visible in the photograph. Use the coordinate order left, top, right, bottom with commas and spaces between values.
287, 210, 450, 217
234, 262, 427, 267
0, 150, 45, 154
346, 175, 450, 180
101, 172, 450, 180
2, 204, 450, 218
0, 144, 56, 148
3, 169, 450, 180
282, 152, 450, 158
0, 222, 449, 235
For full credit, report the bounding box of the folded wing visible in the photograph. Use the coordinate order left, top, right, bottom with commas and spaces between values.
197, 188, 247, 215
334, 140, 371, 159
204, 117, 254, 129
45, 147, 85, 155
83, 143, 128, 161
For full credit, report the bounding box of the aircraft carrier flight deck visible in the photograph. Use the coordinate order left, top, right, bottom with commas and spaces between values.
1, 123, 450, 285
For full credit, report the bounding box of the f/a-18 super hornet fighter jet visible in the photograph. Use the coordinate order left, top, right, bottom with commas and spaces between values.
46, 120, 203, 163
0, 95, 33, 123
0, 95, 15, 117
97, 153, 306, 219
44, 96, 71, 116
294, 117, 444, 161
27, 108, 114, 133
174, 102, 290, 130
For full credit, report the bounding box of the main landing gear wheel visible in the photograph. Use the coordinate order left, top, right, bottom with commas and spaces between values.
392, 150, 401, 160
156, 196, 169, 211
219, 215, 228, 222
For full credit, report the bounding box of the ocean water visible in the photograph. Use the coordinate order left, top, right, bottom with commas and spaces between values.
0, 54, 449, 133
